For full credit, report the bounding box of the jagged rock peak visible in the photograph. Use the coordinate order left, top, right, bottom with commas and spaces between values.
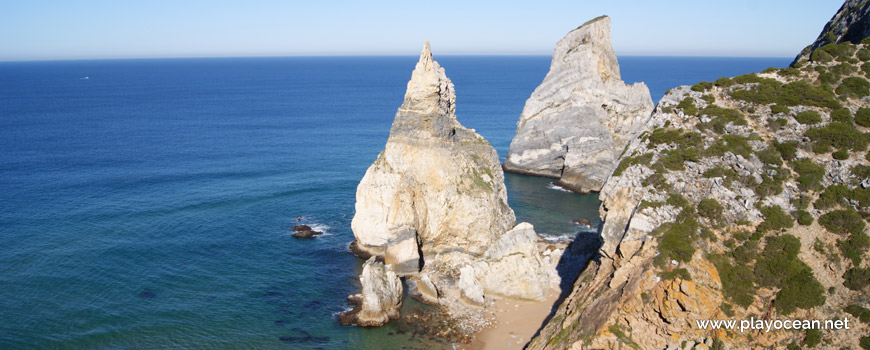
793, 0, 870, 65
554, 15, 621, 82
504, 16, 654, 193
402, 40, 456, 118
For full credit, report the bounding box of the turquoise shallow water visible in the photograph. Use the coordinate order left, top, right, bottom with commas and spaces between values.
0, 55, 789, 349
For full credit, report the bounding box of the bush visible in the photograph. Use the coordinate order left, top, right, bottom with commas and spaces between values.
833, 149, 850, 160
815, 185, 852, 209
804, 328, 822, 347
791, 158, 826, 191
796, 210, 814, 225
775, 141, 799, 160
770, 104, 789, 114
703, 166, 739, 186
831, 107, 852, 122
732, 80, 840, 108
758, 147, 783, 166
857, 108, 870, 127
819, 209, 865, 235
660, 147, 700, 171
839, 232, 870, 266
862, 335, 870, 350
836, 77, 870, 98
859, 49, 870, 61
845, 304, 870, 324
677, 97, 698, 116
805, 122, 870, 153
705, 135, 753, 158
844, 267, 870, 291
757, 206, 794, 233
699, 106, 747, 133
709, 254, 756, 307
755, 235, 826, 315
701, 94, 715, 104
816, 42, 856, 61
795, 110, 823, 125
698, 198, 724, 219
692, 81, 713, 92
659, 268, 691, 281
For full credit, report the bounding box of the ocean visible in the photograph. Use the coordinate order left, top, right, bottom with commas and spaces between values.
0, 55, 789, 349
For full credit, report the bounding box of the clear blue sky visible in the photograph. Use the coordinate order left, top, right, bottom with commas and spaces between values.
0, 0, 846, 61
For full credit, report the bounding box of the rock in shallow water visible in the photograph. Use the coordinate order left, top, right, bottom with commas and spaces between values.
291, 224, 322, 238
339, 257, 403, 327
504, 16, 653, 193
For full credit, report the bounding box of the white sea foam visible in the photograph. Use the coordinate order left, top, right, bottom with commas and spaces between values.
546, 182, 573, 192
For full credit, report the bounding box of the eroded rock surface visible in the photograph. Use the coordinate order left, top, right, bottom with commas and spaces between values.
340, 257, 403, 327
793, 0, 870, 64
504, 16, 654, 193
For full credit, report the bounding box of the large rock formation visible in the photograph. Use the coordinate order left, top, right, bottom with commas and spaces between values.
793, 0, 870, 65
351, 41, 516, 274
346, 42, 560, 330
504, 16, 654, 193
340, 257, 403, 327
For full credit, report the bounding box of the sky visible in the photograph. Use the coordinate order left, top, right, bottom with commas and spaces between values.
0, 0, 847, 61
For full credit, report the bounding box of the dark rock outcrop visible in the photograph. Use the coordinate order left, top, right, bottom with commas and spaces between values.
793, 0, 870, 65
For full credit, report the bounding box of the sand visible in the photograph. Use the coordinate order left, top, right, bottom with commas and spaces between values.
457, 291, 560, 350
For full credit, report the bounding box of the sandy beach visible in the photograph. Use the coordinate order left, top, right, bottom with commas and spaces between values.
458, 291, 560, 350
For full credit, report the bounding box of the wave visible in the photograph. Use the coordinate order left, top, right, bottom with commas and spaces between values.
546, 182, 573, 193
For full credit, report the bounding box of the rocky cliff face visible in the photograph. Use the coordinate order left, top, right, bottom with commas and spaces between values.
339, 257, 403, 327
793, 0, 870, 65
530, 6, 870, 349
346, 42, 561, 331
504, 16, 654, 193
351, 41, 516, 274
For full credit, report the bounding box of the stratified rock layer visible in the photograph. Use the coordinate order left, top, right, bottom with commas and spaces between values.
504, 16, 653, 193
793, 0, 870, 65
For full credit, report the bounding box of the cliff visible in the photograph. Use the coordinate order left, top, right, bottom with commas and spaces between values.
345, 42, 561, 332
531, 6, 870, 350
793, 0, 870, 65
504, 16, 654, 193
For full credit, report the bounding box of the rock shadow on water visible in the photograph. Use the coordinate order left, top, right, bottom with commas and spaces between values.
278, 327, 330, 344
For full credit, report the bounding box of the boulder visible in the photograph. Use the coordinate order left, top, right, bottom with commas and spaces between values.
291, 224, 322, 238
339, 257, 403, 327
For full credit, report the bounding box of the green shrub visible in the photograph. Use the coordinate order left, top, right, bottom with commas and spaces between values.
659, 268, 691, 281
774, 141, 799, 160
857, 108, 870, 127
805, 122, 869, 153
732, 80, 840, 108
863, 62, 870, 75
840, 232, 870, 266
692, 81, 713, 92
770, 104, 789, 114
862, 335, 870, 350
844, 267, 870, 290
833, 149, 850, 160
859, 49, 870, 61
705, 135, 753, 158
816, 42, 856, 61
791, 158, 826, 191
767, 117, 789, 131
804, 327, 822, 347
845, 304, 870, 324
831, 107, 852, 122
699, 106, 747, 133
756, 206, 794, 233
660, 147, 700, 171
714, 77, 734, 88
755, 174, 785, 197
677, 97, 698, 116
755, 235, 826, 315
613, 153, 653, 177
818, 71, 838, 85
709, 254, 756, 307
796, 210, 814, 225
832, 63, 856, 76
815, 185, 852, 209
703, 166, 738, 186
795, 110, 823, 125
819, 209, 865, 235
757, 148, 783, 166
778, 67, 801, 77
698, 198, 724, 219
701, 94, 715, 104
836, 77, 870, 98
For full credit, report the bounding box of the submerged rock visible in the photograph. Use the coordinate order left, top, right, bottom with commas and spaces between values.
504, 16, 653, 193
339, 257, 403, 327
291, 224, 322, 238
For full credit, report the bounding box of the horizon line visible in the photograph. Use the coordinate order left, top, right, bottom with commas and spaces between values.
0, 53, 794, 63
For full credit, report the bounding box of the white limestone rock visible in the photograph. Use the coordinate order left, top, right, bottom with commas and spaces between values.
474, 222, 554, 301
339, 257, 403, 327
351, 41, 516, 267
504, 16, 654, 193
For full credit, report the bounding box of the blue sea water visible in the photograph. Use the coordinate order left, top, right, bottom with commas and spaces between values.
0, 55, 789, 349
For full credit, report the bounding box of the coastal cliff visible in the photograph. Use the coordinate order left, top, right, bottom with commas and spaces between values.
504, 16, 654, 193
794, 0, 870, 65
345, 42, 560, 333
531, 5, 870, 350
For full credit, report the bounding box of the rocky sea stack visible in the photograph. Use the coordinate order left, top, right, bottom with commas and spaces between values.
504, 16, 654, 193
344, 42, 560, 331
